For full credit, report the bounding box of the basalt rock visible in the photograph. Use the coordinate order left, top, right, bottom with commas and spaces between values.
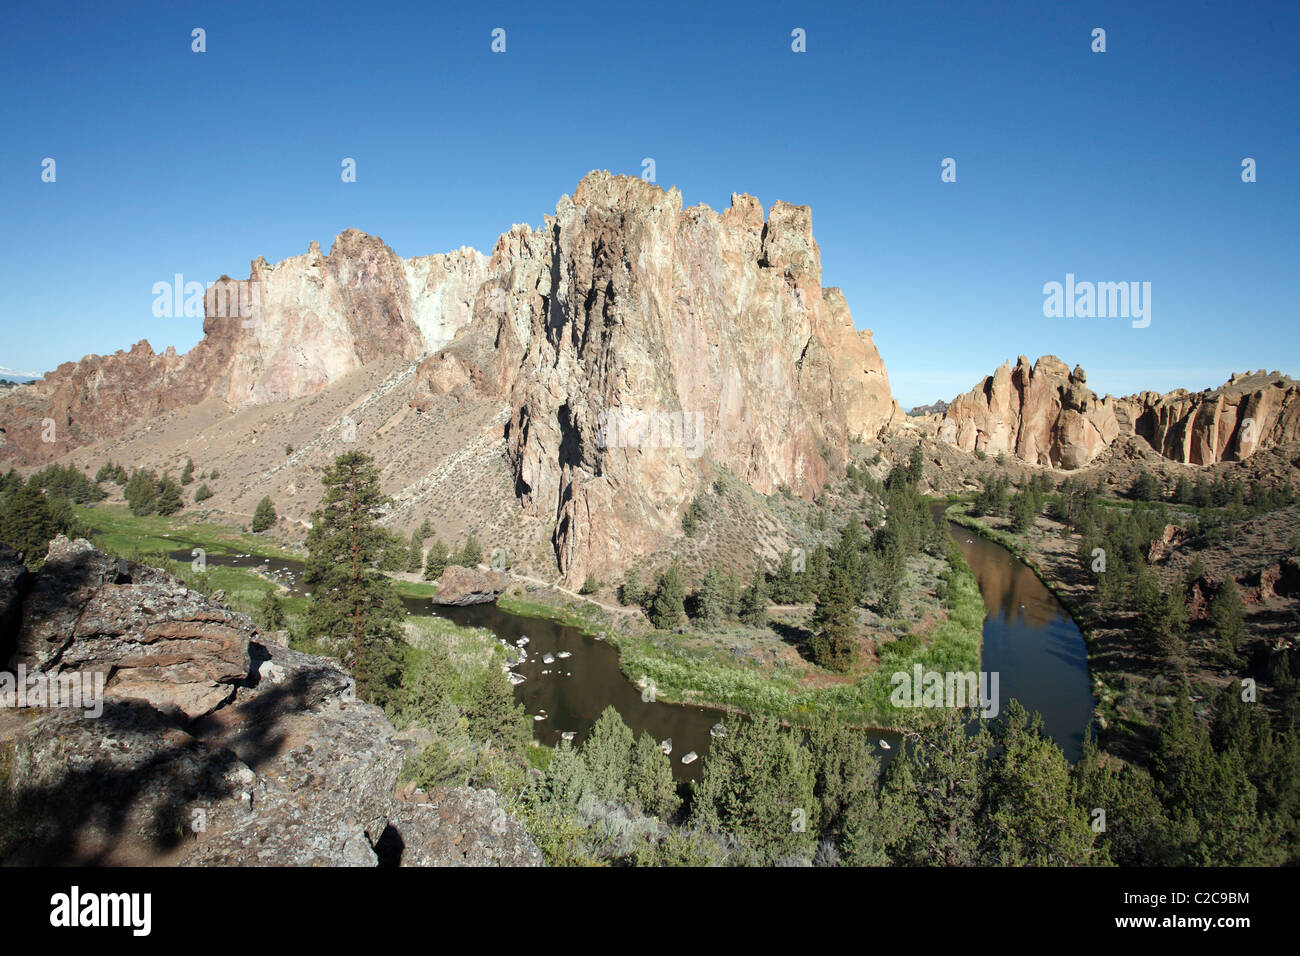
431, 565, 510, 606
0, 539, 541, 867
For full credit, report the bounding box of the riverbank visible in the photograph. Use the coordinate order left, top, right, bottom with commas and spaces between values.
941, 500, 1160, 758
498, 549, 985, 731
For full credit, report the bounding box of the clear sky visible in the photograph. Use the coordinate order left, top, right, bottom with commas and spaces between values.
1, 0, 1296, 408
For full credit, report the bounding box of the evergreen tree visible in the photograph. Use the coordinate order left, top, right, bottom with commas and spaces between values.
258, 588, 286, 631
180, 458, 194, 485
689, 717, 817, 863
582, 706, 635, 805
304, 452, 404, 706
768, 550, 801, 604
737, 566, 768, 627
579, 573, 600, 595
809, 524, 862, 672
980, 701, 1095, 865
466, 665, 531, 761
695, 565, 728, 625
0, 484, 58, 565
251, 496, 277, 532
647, 565, 686, 630
155, 476, 184, 516
879, 710, 989, 866
423, 538, 449, 580
620, 568, 646, 607
405, 529, 424, 573
629, 731, 681, 820
1209, 578, 1246, 660
124, 469, 158, 516
193, 483, 213, 503
457, 534, 483, 568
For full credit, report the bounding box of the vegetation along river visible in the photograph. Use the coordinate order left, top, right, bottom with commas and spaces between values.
175, 517, 1094, 777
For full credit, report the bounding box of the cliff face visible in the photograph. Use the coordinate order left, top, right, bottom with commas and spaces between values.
1116, 370, 1300, 465
940, 356, 1120, 468
482, 173, 899, 583
936, 362, 1300, 471
0, 172, 900, 585
0, 234, 488, 463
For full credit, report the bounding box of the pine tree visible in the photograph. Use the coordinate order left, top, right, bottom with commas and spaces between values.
155, 476, 184, 516
423, 538, 449, 580
304, 452, 404, 706
0, 484, 58, 565
582, 706, 635, 805
646, 565, 686, 630
180, 458, 194, 485
629, 731, 681, 820
193, 483, 213, 503
737, 566, 768, 627
258, 588, 286, 631
251, 496, 277, 532
579, 573, 600, 595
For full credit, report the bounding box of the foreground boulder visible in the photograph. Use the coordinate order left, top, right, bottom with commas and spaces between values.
0, 537, 542, 867
432, 565, 510, 605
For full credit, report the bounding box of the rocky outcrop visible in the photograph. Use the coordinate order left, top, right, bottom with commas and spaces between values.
0, 537, 541, 867
0, 173, 902, 585
431, 566, 510, 606
938, 356, 1120, 468
388, 787, 545, 866
486, 172, 900, 583
0, 237, 488, 464
1117, 370, 1300, 465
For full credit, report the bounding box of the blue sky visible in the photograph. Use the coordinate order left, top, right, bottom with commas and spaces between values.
1, 0, 1296, 408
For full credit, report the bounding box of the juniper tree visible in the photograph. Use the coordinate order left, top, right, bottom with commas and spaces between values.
180, 458, 194, 485
304, 452, 404, 705
582, 706, 635, 805
251, 495, 277, 532
737, 566, 768, 627
423, 538, 449, 580
646, 565, 686, 630
629, 731, 680, 820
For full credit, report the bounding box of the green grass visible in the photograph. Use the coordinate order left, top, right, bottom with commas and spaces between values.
609, 551, 985, 730
74, 504, 303, 562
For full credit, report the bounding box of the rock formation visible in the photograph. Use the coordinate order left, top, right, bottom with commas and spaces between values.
485, 173, 900, 583
0, 235, 487, 464
0, 172, 902, 585
937, 355, 1120, 468
0, 537, 541, 866
1116, 370, 1300, 465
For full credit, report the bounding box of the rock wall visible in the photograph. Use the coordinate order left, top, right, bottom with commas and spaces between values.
1116, 370, 1300, 465
486, 172, 900, 583
0, 537, 541, 867
939, 355, 1120, 468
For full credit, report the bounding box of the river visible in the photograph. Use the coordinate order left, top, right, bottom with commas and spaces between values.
173, 515, 1093, 775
